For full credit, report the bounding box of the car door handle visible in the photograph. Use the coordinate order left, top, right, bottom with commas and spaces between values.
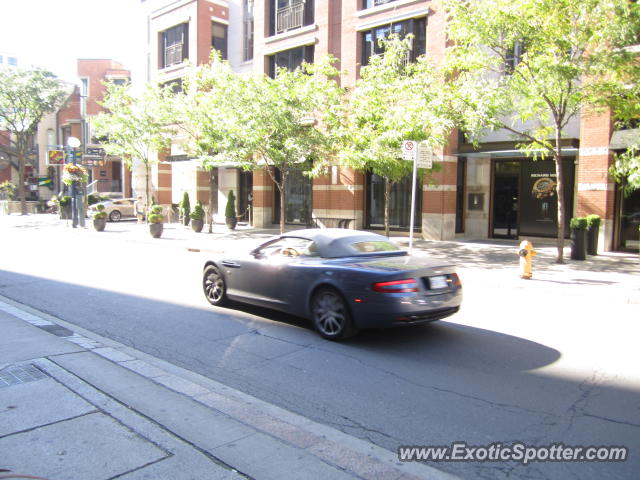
221, 261, 240, 268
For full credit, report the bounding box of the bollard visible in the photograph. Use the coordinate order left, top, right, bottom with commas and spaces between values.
517, 240, 536, 279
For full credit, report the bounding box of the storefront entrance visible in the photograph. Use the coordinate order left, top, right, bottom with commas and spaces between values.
491, 158, 575, 239
616, 188, 640, 252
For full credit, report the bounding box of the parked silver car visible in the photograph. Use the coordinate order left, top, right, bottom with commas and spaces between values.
89, 198, 136, 222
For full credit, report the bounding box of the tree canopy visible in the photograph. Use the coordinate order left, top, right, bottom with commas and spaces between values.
341, 35, 454, 236
441, 0, 639, 262
0, 67, 68, 213
177, 54, 345, 233
92, 82, 175, 210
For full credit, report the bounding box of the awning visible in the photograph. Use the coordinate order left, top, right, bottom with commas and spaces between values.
610, 128, 639, 151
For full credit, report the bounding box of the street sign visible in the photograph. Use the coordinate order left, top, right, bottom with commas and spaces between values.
84, 146, 106, 159
47, 149, 64, 166
417, 142, 434, 169
402, 140, 417, 161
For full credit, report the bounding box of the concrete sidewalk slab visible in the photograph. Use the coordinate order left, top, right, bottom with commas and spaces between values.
0, 413, 169, 480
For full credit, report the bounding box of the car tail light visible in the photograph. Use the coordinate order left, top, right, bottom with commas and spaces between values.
372, 279, 419, 293
449, 273, 462, 287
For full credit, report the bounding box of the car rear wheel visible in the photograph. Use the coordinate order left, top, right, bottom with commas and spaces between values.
109, 210, 122, 222
311, 287, 357, 340
203, 265, 228, 306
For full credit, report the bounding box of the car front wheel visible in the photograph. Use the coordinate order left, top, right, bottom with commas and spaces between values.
203, 265, 228, 306
109, 210, 122, 222
311, 287, 357, 340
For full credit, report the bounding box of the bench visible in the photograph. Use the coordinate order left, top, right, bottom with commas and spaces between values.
311, 217, 354, 229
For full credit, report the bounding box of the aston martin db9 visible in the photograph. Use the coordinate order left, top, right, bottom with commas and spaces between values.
202, 229, 462, 340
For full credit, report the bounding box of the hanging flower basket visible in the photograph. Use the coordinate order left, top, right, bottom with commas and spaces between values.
62, 163, 88, 186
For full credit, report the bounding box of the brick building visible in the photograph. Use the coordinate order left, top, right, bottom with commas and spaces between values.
54, 59, 132, 199
142, 0, 638, 252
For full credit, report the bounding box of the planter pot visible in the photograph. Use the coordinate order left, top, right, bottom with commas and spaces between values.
191, 218, 204, 232
182, 215, 190, 226
226, 217, 237, 230
587, 225, 599, 256
149, 223, 164, 238
570, 228, 587, 260
93, 217, 106, 232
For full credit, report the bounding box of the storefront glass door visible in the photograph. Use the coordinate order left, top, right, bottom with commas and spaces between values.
492, 161, 519, 238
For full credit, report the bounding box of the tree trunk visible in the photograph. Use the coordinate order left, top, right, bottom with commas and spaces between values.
554, 127, 566, 264
208, 169, 217, 233
17, 135, 26, 215
18, 152, 26, 215
279, 180, 286, 234
384, 180, 391, 238
145, 162, 151, 222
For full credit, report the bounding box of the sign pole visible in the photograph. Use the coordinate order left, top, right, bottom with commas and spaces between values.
408, 154, 417, 254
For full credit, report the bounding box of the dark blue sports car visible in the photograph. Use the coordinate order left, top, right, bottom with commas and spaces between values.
203, 229, 462, 340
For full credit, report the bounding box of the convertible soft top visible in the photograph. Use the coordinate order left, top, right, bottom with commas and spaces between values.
281, 228, 405, 258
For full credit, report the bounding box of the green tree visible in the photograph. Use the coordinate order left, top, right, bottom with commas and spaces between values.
341, 35, 453, 237
0, 67, 68, 214
174, 54, 249, 232
441, 0, 638, 262
91, 82, 175, 217
178, 54, 345, 234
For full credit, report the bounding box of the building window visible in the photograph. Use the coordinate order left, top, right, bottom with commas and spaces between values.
159, 23, 189, 69
161, 78, 184, 94
366, 172, 421, 230
8, 57, 17, 67
0, 55, 3, 64
243, 0, 254, 61
504, 41, 525, 74
362, 0, 398, 9
270, 0, 314, 36
212, 22, 228, 60
110, 78, 129, 86
268, 45, 314, 78
361, 17, 426, 66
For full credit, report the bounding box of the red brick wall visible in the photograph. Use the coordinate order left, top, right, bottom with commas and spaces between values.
577, 108, 615, 220
77, 59, 130, 116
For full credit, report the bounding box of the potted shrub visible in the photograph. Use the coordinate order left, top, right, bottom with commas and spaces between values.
225, 190, 237, 230
92, 203, 108, 232
180, 192, 191, 226
570, 216, 588, 260
585, 214, 601, 256
148, 204, 165, 238
190, 201, 205, 232
59, 195, 72, 220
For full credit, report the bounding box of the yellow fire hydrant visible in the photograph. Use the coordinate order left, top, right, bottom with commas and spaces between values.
517, 240, 536, 279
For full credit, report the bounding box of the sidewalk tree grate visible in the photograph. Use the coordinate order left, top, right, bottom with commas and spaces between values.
0, 364, 48, 388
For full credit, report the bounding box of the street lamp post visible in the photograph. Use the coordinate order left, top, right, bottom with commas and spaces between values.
67, 137, 82, 228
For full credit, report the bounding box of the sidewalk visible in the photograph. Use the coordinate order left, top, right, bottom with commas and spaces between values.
0, 298, 453, 480
0, 214, 638, 479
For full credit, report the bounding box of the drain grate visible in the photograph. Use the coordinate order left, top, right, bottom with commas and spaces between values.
37, 324, 74, 337
0, 364, 48, 388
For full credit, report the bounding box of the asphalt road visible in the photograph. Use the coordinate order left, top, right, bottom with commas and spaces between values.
1, 220, 638, 480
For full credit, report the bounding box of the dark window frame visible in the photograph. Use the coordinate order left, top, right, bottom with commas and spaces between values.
361, 17, 427, 67
268, 45, 315, 78
158, 23, 189, 69
212, 21, 228, 60
362, 0, 399, 9
269, 0, 315, 37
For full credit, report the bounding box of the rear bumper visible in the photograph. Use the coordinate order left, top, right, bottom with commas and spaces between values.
349, 290, 462, 328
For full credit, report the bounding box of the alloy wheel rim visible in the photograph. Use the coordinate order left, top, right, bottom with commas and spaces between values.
313, 292, 345, 335
205, 270, 224, 302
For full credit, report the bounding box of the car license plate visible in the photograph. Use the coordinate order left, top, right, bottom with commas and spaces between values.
429, 275, 448, 289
